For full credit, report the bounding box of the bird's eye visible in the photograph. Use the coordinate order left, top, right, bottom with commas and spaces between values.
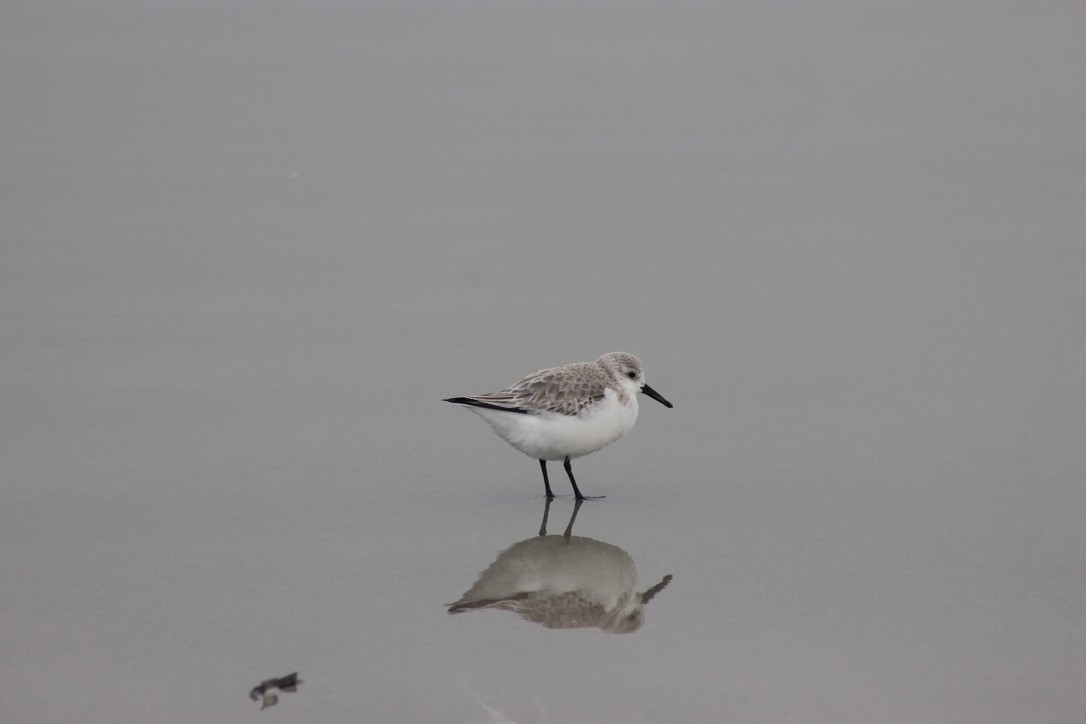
626, 371, 636, 379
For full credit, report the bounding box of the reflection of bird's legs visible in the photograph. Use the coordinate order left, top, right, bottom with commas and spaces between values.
538, 495, 553, 536
540, 496, 583, 539
563, 498, 584, 541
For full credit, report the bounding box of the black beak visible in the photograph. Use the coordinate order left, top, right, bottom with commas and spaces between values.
640, 383, 673, 408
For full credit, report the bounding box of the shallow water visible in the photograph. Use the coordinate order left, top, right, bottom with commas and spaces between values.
3, 2, 1085, 722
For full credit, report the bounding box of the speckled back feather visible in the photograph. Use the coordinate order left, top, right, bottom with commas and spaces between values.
463, 360, 614, 416
498, 591, 611, 629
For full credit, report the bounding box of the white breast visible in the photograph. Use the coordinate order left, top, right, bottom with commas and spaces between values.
469, 387, 640, 461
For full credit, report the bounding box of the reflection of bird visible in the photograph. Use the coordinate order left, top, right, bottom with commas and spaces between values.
249, 672, 302, 711
448, 499, 672, 633
444, 352, 672, 499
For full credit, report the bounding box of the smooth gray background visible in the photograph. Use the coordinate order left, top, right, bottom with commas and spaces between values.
3, 2, 1084, 722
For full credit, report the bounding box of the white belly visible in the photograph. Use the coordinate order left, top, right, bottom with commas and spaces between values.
468, 388, 640, 461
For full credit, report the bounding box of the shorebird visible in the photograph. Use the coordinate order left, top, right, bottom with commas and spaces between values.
444, 352, 672, 499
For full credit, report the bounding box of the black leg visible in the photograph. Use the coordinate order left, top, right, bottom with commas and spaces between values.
563, 456, 604, 500
539, 459, 555, 498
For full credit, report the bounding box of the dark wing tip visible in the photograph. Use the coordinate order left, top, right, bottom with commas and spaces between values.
443, 397, 531, 414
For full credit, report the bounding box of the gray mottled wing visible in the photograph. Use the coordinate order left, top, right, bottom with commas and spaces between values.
467, 362, 608, 416
499, 591, 609, 629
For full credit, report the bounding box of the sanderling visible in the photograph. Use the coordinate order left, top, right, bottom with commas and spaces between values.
447, 498, 672, 633
443, 352, 673, 499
